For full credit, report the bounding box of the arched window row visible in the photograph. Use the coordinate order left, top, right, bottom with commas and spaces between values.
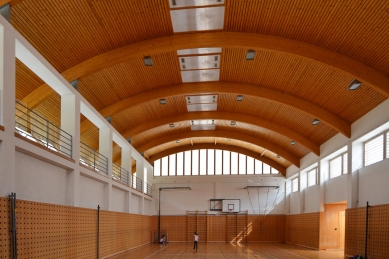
153, 149, 279, 176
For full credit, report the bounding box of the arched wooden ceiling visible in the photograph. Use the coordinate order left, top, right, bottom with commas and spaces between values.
10, 0, 389, 172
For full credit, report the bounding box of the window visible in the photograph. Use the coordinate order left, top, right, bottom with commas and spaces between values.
387, 132, 389, 159
307, 168, 317, 187
169, 154, 176, 176
329, 152, 347, 179
364, 134, 384, 166
154, 160, 160, 176
153, 149, 281, 176
292, 178, 298, 193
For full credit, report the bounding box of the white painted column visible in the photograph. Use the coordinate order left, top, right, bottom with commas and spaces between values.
122, 147, 131, 213
61, 95, 80, 206
318, 160, 325, 212
348, 141, 360, 208
0, 18, 16, 197
136, 158, 144, 214
99, 127, 112, 210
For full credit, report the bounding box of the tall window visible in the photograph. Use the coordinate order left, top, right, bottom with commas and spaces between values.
307, 168, 318, 187
292, 177, 298, 192
153, 149, 281, 176
364, 134, 384, 166
329, 152, 347, 179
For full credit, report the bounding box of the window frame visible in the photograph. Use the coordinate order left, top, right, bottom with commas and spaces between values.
363, 132, 387, 167
307, 167, 318, 187
329, 152, 347, 179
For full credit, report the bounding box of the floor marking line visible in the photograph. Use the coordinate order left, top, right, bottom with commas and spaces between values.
270, 245, 310, 259
144, 244, 169, 259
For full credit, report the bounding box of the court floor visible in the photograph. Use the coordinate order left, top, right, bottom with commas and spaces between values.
108, 243, 346, 259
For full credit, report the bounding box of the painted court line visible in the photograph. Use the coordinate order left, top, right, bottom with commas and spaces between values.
271, 246, 309, 259
144, 244, 169, 259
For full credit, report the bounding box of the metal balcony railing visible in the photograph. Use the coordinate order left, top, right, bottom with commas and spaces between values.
15, 101, 72, 158
112, 163, 130, 185
79, 142, 108, 175
132, 175, 143, 192
144, 182, 152, 196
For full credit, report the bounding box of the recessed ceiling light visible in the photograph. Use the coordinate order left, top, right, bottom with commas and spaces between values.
169, 123, 175, 128
349, 79, 362, 90
276, 155, 281, 158
105, 116, 112, 124
127, 138, 131, 144
159, 99, 167, 104
290, 140, 296, 145
312, 118, 320, 125
143, 56, 153, 66
246, 50, 256, 60
236, 95, 244, 101
176, 140, 180, 143
227, 138, 231, 141
230, 121, 236, 125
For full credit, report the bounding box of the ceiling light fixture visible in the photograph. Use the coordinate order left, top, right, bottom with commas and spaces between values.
169, 123, 175, 128
227, 138, 231, 141
236, 95, 244, 101
176, 140, 180, 143
246, 50, 256, 60
230, 121, 236, 125
312, 118, 320, 125
290, 140, 296, 145
143, 56, 153, 66
348, 79, 362, 90
276, 155, 281, 158
159, 99, 167, 104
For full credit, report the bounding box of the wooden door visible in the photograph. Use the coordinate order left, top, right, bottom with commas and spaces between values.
339, 211, 345, 248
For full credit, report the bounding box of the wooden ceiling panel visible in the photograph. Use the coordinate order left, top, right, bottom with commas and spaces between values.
79, 51, 181, 112
80, 123, 99, 150
33, 93, 61, 128
221, 48, 387, 123
15, 59, 44, 101
217, 93, 338, 145
112, 96, 188, 134
11, 0, 173, 72
225, 0, 389, 76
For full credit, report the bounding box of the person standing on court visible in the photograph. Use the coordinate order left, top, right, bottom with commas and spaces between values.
193, 231, 199, 251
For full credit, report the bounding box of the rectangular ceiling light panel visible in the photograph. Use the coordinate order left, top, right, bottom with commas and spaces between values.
186, 95, 217, 104
191, 119, 214, 125
187, 103, 217, 112
191, 125, 216, 131
177, 48, 222, 55
181, 69, 220, 82
170, 0, 224, 9
170, 6, 225, 32
180, 55, 220, 70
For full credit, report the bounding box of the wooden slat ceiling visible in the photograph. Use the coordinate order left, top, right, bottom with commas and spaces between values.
9, 0, 389, 172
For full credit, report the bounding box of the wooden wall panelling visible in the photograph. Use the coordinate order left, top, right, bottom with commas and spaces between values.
0, 198, 10, 259
237, 214, 248, 243
207, 215, 227, 242
197, 215, 207, 243
186, 215, 196, 242
286, 213, 320, 249
227, 215, 237, 242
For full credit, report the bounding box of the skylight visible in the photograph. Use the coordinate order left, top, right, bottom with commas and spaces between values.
170, 6, 225, 32
191, 120, 215, 131
179, 55, 220, 70
169, 0, 224, 8
177, 48, 222, 55
181, 69, 220, 83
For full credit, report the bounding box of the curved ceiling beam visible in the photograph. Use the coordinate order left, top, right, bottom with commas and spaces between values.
121, 111, 320, 156
135, 130, 300, 168
80, 82, 350, 137
146, 144, 286, 176
21, 32, 389, 109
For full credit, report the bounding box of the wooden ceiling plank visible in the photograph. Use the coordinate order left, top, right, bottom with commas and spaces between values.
146, 144, 287, 176
120, 111, 319, 155
136, 130, 300, 168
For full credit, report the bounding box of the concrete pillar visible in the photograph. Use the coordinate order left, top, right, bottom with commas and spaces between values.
0, 18, 16, 197
99, 127, 112, 210
318, 160, 325, 212
136, 158, 145, 214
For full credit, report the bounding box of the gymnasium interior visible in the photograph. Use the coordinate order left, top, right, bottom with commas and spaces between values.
0, 1, 388, 258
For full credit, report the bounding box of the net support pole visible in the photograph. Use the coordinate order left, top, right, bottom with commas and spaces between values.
158, 188, 161, 242
97, 205, 100, 259
365, 201, 370, 259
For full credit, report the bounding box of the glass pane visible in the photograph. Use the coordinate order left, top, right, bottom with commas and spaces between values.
239, 154, 246, 174
215, 150, 222, 175
169, 154, 176, 176
271, 168, 279, 174
154, 159, 160, 176
231, 152, 238, 175
208, 149, 215, 175
247, 157, 254, 174
161, 156, 168, 176
292, 178, 298, 192
364, 134, 384, 166
330, 156, 342, 179
184, 151, 191, 175
177, 152, 183, 176
192, 150, 199, 175
223, 150, 230, 175
255, 160, 262, 174
200, 149, 207, 175
307, 168, 317, 187
342, 153, 348, 174
263, 163, 270, 174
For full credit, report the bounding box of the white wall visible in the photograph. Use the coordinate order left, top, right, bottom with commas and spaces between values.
112, 187, 126, 213
325, 175, 348, 204
79, 175, 105, 209
15, 151, 68, 205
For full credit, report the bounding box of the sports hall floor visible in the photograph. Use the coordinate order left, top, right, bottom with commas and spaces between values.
108, 243, 345, 259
